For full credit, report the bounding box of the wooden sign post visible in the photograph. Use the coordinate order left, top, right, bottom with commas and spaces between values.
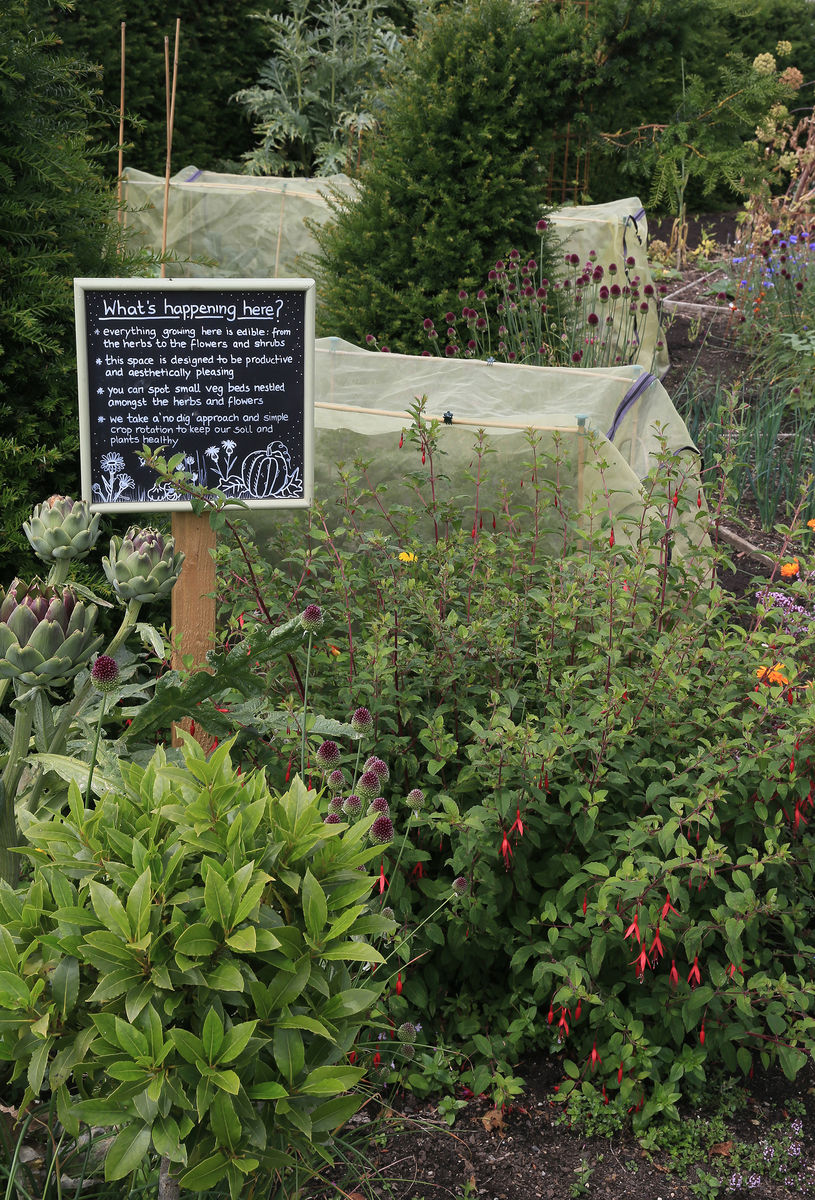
74, 277, 315, 745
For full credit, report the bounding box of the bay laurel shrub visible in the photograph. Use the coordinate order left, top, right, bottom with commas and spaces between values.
0, 737, 394, 1195
311, 0, 588, 352
216, 415, 815, 1120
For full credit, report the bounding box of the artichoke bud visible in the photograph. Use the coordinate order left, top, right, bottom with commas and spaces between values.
0, 578, 102, 687
102, 526, 185, 603
23, 496, 101, 563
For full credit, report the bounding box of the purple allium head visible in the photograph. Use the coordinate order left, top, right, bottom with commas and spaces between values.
626, 255, 636, 267
452, 876, 469, 896
423, 318, 434, 330
397, 1021, 417, 1044
324, 813, 342, 824
444, 311, 455, 324
445, 344, 458, 357
571, 351, 583, 363
300, 604, 324, 632
406, 788, 425, 811
370, 814, 394, 844
90, 654, 120, 693
328, 796, 344, 815
327, 768, 345, 791
536, 218, 548, 232
351, 706, 373, 735
316, 739, 341, 769
342, 794, 362, 817
365, 333, 375, 345
608, 262, 618, 275
368, 796, 390, 815
644, 283, 654, 297
364, 756, 390, 783
610, 284, 621, 298
592, 265, 604, 282
509, 248, 520, 261
458, 289, 468, 300
599, 286, 609, 302
357, 769, 381, 800
587, 312, 599, 327
488, 269, 498, 281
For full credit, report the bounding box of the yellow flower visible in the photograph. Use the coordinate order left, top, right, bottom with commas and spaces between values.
780, 558, 800, 578
756, 663, 789, 686
398, 551, 417, 563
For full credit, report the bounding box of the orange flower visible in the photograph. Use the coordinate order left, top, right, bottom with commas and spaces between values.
756, 663, 789, 686
808, 519, 815, 530
780, 558, 800, 578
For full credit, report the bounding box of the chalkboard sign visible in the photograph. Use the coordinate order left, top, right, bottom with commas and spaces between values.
74, 278, 315, 511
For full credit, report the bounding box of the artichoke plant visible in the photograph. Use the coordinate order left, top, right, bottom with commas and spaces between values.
102, 526, 184, 603
23, 495, 101, 564
0, 579, 102, 687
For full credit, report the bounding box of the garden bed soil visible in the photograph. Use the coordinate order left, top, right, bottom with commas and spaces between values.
311, 1055, 815, 1200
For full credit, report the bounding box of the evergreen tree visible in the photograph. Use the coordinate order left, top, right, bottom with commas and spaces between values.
311, 0, 587, 352
0, 0, 158, 574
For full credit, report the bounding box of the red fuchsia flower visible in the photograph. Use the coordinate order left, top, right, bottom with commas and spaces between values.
688, 956, 702, 987
617, 1064, 624, 1084
379, 862, 387, 893
609, 527, 615, 548
602, 1084, 609, 1106
547, 1004, 554, 1025
510, 806, 524, 837
500, 829, 513, 867
699, 1021, 705, 1045
661, 893, 679, 920
669, 960, 679, 987
582, 891, 588, 916
589, 1042, 602, 1072
558, 1007, 570, 1038
396, 971, 403, 995
624, 912, 641, 943
631, 945, 650, 977
574, 1000, 581, 1020
650, 925, 664, 962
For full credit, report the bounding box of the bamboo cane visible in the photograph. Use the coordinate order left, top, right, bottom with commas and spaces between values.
116, 22, 125, 224
160, 19, 181, 277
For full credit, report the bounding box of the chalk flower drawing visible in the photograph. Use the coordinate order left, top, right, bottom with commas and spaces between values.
94, 454, 135, 503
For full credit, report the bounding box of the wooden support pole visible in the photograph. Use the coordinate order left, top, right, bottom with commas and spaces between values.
116, 22, 126, 224
171, 512, 216, 748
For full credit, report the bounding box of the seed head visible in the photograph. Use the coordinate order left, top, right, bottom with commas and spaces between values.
364, 756, 390, 783
316, 739, 341, 769
327, 768, 345, 791
397, 1021, 417, 1044
406, 788, 425, 811
357, 769, 381, 800
342, 794, 362, 817
328, 796, 344, 815
351, 706, 373, 735
368, 796, 390, 815
90, 654, 120, 694
369, 814, 394, 844
452, 876, 469, 896
300, 604, 324, 632
324, 813, 342, 824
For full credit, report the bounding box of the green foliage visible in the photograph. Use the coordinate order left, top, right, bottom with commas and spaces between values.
586, 0, 815, 205
235, 0, 411, 177
0, 0, 159, 579
51, 0, 268, 174
0, 739, 391, 1195
311, 0, 587, 352
212, 412, 815, 1120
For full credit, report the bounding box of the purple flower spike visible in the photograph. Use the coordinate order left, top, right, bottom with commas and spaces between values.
370, 814, 394, 844
351, 706, 373, 735
90, 654, 120, 694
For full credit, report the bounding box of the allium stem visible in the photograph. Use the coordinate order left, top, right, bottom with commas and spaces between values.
85, 694, 108, 806
0, 688, 35, 886
300, 631, 314, 779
